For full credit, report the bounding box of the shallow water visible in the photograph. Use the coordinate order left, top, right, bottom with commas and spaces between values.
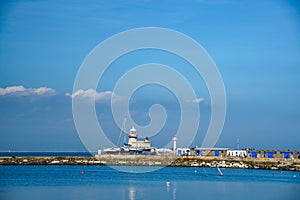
0, 165, 299, 200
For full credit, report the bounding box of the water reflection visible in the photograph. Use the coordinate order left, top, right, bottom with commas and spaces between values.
128, 187, 136, 200
166, 181, 177, 200
172, 182, 177, 200
166, 181, 170, 192
125, 181, 178, 200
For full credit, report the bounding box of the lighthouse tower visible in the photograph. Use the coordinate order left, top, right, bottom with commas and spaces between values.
127, 126, 151, 148
173, 136, 177, 154
128, 126, 138, 146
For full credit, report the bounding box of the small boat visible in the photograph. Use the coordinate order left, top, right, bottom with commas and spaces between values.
103, 147, 121, 154
217, 167, 224, 176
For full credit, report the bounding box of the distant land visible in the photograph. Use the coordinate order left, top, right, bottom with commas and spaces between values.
1, 149, 299, 172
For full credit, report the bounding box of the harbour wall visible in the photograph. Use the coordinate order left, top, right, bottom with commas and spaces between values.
1, 155, 300, 171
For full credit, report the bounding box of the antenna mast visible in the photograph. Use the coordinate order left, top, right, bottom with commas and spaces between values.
117, 116, 127, 146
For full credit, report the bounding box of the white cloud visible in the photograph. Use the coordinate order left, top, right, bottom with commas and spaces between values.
0, 85, 56, 96
66, 89, 125, 103
186, 98, 205, 104
33, 87, 56, 95
192, 98, 205, 104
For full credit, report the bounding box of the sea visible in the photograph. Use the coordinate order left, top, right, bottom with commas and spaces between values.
0, 152, 299, 200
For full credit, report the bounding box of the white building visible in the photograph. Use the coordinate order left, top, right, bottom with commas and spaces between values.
227, 150, 247, 158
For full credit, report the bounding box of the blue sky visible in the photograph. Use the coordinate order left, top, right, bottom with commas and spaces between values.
0, 0, 300, 151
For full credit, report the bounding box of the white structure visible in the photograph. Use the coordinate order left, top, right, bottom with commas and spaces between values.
173, 136, 177, 154
128, 126, 150, 148
227, 150, 247, 158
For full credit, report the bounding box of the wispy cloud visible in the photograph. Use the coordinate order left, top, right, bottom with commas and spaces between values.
66, 89, 125, 103
0, 85, 56, 96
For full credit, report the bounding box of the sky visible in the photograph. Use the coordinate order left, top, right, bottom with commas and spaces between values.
0, 0, 300, 151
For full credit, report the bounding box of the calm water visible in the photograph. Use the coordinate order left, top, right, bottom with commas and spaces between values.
0, 165, 299, 200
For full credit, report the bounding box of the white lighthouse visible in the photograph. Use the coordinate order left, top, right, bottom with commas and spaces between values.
127, 126, 150, 148
172, 136, 177, 154
128, 126, 138, 145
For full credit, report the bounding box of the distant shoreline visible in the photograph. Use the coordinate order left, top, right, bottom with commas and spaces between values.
1, 155, 300, 172
0, 151, 95, 158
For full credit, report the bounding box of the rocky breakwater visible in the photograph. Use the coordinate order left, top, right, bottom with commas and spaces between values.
171, 156, 300, 171
0, 156, 105, 165
0, 155, 300, 171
